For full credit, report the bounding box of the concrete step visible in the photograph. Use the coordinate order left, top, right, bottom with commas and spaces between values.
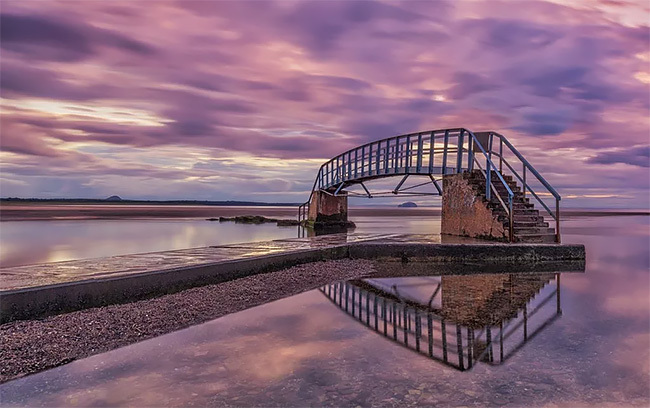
488, 202, 534, 209
467, 178, 520, 192
513, 220, 549, 227
494, 208, 539, 216
511, 215, 545, 223
515, 233, 557, 243
513, 227, 555, 234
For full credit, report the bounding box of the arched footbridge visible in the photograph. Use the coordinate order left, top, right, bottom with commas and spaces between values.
299, 128, 561, 243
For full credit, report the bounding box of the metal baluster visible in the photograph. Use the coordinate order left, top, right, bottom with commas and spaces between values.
361, 145, 362, 177
556, 198, 561, 243
486, 158, 492, 201
523, 305, 528, 341
405, 135, 411, 173
467, 328, 473, 369
351, 286, 355, 315
457, 324, 464, 370
394, 137, 400, 173
358, 291, 362, 320
486, 326, 493, 362
381, 298, 388, 336
336, 157, 340, 184
429, 132, 434, 173
354, 149, 358, 179
403, 307, 409, 345
427, 313, 433, 357
417, 133, 423, 173
523, 166, 527, 198
468, 132, 474, 171
366, 292, 370, 325
556, 273, 562, 315
456, 129, 464, 173
415, 310, 421, 352
384, 139, 390, 174
488, 132, 493, 163
347, 152, 350, 180
393, 302, 398, 340
441, 319, 448, 362
376, 142, 381, 175
374, 294, 378, 330
442, 130, 449, 175
499, 322, 504, 363
499, 138, 503, 173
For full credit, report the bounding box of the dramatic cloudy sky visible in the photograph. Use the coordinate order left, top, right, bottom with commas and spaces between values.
1, 0, 648, 207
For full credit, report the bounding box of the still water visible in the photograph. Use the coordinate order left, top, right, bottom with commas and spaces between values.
0, 206, 440, 267
0, 213, 648, 406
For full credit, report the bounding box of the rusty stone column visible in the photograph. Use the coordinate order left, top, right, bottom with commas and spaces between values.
307, 191, 353, 230
441, 174, 507, 241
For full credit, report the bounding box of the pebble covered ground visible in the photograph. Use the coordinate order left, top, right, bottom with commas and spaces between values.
0, 259, 375, 383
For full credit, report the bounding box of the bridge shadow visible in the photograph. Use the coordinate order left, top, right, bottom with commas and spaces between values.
320, 272, 564, 371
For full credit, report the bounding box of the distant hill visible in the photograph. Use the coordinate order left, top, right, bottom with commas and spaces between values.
398, 201, 418, 208
0, 197, 301, 206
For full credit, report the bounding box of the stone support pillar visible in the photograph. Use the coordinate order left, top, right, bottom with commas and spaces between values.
307, 191, 353, 229
441, 174, 507, 241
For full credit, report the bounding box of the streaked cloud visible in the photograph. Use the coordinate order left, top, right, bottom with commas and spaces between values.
0, 0, 648, 207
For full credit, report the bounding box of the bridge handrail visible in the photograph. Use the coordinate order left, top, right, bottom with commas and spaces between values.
490, 132, 560, 200
325, 127, 468, 167
487, 132, 561, 242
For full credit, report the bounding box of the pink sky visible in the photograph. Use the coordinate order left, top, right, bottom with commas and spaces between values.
1, 0, 648, 208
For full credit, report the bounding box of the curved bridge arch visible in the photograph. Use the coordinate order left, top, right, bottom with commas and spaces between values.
299, 128, 562, 242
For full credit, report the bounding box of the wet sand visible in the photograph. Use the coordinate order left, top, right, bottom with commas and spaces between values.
0, 259, 374, 383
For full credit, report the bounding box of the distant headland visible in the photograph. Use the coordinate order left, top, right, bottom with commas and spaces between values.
0, 197, 301, 206
398, 201, 418, 208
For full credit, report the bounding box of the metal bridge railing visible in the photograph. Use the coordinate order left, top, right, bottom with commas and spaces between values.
298, 128, 559, 242
485, 132, 562, 243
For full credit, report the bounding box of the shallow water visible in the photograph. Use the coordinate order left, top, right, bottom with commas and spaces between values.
1, 215, 648, 407
0, 206, 444, 267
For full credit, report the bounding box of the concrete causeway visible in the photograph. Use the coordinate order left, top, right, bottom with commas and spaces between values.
0, 233, 585, 323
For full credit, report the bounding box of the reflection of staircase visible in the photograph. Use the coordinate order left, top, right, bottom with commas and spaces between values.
466, 171, 556, 243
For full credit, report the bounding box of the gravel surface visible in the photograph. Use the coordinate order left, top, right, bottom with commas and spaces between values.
0, 259, 375, 383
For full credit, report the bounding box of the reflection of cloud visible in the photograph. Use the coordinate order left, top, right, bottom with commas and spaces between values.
603, 288, 650, 315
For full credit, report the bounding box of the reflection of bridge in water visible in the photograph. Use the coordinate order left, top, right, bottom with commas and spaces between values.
320, 273, 561, 371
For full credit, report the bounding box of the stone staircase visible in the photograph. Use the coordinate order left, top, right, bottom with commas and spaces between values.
465, 170, 557, 243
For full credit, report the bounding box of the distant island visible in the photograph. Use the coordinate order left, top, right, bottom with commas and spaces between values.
0, 197, 301, 206
398, 201, 418, 208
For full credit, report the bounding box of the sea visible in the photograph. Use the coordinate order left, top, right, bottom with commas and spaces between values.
1, 204, 649, 406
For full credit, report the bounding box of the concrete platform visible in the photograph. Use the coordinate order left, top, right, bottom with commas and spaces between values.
0, 233, 585, 323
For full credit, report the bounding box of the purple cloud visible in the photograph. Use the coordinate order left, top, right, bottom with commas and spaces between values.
1, 12, 156, 61
0, 0, 648, 206
588, 146, 650, 168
